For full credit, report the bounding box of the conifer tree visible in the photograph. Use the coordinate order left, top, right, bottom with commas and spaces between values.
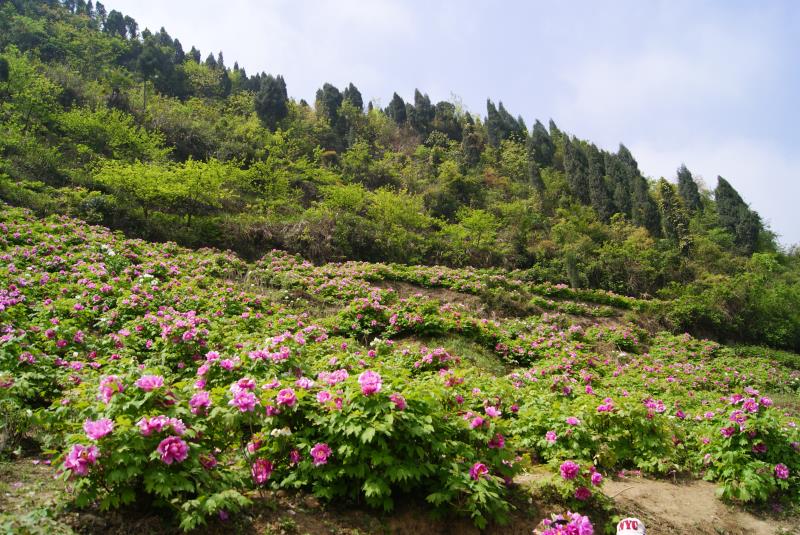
563, 137, 590, 204
0, 57, 8, 84
255, 74, 288, 131
343, 82, 363, 112
432, 101, 462, 141
658, 179, 691, 253
715, 176, 762, 253
461, 122, 482, 168
409, 89, 434, 137
586, 144, 614, 220
677, 164, 702, 212
385, 93, 406, 124
528, 119, 555, 167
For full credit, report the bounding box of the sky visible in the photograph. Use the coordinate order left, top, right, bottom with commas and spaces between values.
106, 0, 800, 245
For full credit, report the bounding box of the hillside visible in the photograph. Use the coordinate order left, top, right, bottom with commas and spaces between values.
1, 1, 799, 353
1, 2, 800, 534
1, 206, 799, 533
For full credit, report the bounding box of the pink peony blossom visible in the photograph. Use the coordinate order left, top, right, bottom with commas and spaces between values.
358, 370, 382, 396
389, 393, 406, 410
488, 433, 505, 449
469, 462, 489, 480
64, 444, 98, 476
276, 388, 297, 407
189, 390, 211, 414
546, 431, 557, 443
229, 389, 257, 412
98, 375, 124, 403
560, 460, 580, 480
157, 436, 189, 464
566, 417, 580, 426
310, 443, 332, 466
574, 486, 592, 500
775, 463, 790, 480
135, 374, 164, 391
83, 418, 114, 440
251, 458, 273, 484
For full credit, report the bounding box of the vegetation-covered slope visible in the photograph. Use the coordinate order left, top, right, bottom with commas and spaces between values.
1, 206, 799, 533
1, 0, 799, 351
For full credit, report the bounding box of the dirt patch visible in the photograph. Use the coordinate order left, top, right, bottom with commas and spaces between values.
604, 476, 799, 535
374, 281, 510, 319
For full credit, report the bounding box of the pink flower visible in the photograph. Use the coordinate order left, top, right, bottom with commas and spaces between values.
295, 377, 315, 389
720, 426, 736, 438
488, 433, 505, 449
358, 370, 382, 396
64, 444, 98, 476
310, 443, 332, 466
135, 374, 164, 391
189, 391, 211, 414
157, 436, 189, 464
591, 472, 603, 486
289, 449, 301, 465
470, 416, 485, 429
566, 417, 580, 426
560, 460, 580, 480
389, 393, 406, 410
469, 462, 489, 480
574, 486, 592, 500
775, 463, 790, 480
276, 388, 297, 407
545, 431, 557, 443
760, 396, 773, 407
229, 389, 257, 412
98, 375, 124, 403
316, 390, 332, 404
485, 406, 501, 418
251, 458, 273, 484
200, 453, 218, 469
83, 418, 114, 440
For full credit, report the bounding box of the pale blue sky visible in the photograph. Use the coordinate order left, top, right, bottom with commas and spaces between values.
107, 0, 800, 245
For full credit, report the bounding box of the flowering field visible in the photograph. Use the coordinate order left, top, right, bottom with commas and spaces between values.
1, 205, 798, 533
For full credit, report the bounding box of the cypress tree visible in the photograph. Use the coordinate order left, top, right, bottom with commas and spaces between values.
526, 144, 545, 192
432, 101, 462, 141
563, 137, 590, 204
254, 74, 288, 131
528, 119, 554, 167
461, 122, 482, 168
188, 46, 201, 63
658, 179, 691, 253
715, 176, 762, 253
104, 10, 126, 37
123, 15, 137, 39
204, 53, 217, 69
343, 82, 363, 112
0, 57, 9, 84
486, 99, 502, 147
385, 93, 406, 124
409, 89, 434, 137
586, 144, 614, 220
677, 164, 702, 212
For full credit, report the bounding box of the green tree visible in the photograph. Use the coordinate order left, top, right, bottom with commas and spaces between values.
677, 164, 702, 212
254, 74, 288, 131
528, 119, 554, 167
657, 178, 691, 254
385, 92, 406, 125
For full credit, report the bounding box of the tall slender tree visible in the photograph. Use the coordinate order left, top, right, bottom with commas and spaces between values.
677, 164, 702, 212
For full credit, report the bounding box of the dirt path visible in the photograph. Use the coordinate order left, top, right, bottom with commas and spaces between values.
604, 477, 799, 535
